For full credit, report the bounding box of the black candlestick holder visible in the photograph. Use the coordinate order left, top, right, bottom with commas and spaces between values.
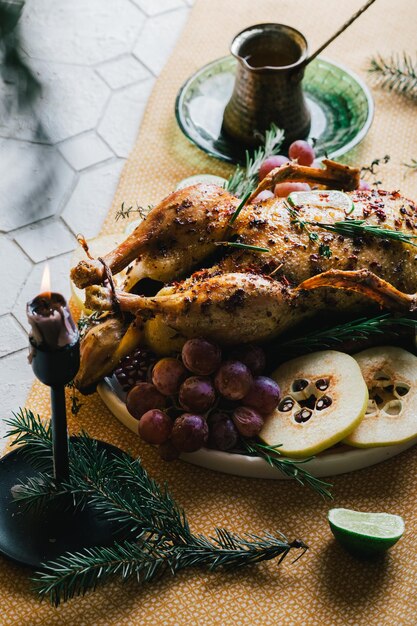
0, 316, 124, 569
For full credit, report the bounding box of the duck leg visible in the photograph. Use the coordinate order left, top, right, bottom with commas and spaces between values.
71, 184, 239, 289
249, 159, 360, 201
85, 271, 311, 345
298, 269, 417, 312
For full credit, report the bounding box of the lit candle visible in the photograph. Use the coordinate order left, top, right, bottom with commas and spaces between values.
26, 265, 80, 481
27, 265, 77, 353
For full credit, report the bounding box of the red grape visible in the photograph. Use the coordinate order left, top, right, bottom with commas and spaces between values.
258, 155, 290, 181
242, 376, 281, 414
274, 182, 310, 197
207, 413, 238, 451
358, 179, 371, 190
288, 140, 315, 166
232, 406, 264, 437
229, 345, 266, 375
158, 440, 180, 461
171, 414, 209, 452
214, 361, 253, 400
179, 376, 216, 413
252, 190, 275, 202
138, 409, 172, 445
181, 338, 222, 375
126, 383, 166, 420
152, 357, 187, 396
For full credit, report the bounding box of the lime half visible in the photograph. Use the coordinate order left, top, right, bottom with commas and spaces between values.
328, 508, 404, 556
288, 190, 354, 215
175, 174, 228, 191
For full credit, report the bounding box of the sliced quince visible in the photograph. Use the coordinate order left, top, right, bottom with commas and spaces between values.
260, 350, 368, 458
345, 346, 417, 447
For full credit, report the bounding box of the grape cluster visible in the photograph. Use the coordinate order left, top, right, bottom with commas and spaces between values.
125, 339, 281, 460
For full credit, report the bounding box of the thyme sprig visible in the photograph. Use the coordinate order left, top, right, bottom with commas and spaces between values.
275, 314, 417, 357
115, 202, 153, 222
368, 53, 417, 100
244, 441, 332, 500
6, 410, 307, 605
225, 124, 284, 197
404, 158, 417, 172
360, 154, 390, 187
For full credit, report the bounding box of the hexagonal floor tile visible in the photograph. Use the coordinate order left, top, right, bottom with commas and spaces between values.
58, 132, 114, 171
133, 9, 189, 75
0, 315, 27, 358
132, 0, 185, 16
0, 349, 34, 443
1, 61, 110, 144
0, 140, 74, 232
96, 55, 151, 90
98, 79, 155, 158
20, 0, 145, 65
14, 219, 77, 263
0, 240, 32, 317
62, 159, 125, 239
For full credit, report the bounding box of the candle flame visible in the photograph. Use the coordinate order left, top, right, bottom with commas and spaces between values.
40, 263, 51, 298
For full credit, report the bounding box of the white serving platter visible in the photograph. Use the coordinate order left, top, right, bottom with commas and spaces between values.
97, 377, 417, 480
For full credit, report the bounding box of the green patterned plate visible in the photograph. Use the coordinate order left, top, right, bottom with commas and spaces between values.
175, 56, 374, 164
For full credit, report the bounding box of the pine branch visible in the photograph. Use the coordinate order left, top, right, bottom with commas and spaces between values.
275, 314, 417, 357
244, 441, 333, 500
5, 411, 308, 604
33, 531, 305, 606
5, 409, 53, 473
225, 124, 284, 197
368, 53, 417, 100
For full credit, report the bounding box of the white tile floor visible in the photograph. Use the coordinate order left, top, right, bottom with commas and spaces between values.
0, 0, 190, 444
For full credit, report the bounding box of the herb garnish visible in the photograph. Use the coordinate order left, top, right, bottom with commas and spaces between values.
244, 440, 333, 500
115, 201, 153, 221
6, 410, 308, 605
275, 314, 417, 356
285, 202, 417, 248
225, 124, 284, 198
312, 219, 417, 248
215, 241, 269, 253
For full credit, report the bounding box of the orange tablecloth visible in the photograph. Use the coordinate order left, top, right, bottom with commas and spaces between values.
3, 0, 417, 623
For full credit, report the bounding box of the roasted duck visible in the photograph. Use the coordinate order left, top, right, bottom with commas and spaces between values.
71, 160, 417, 392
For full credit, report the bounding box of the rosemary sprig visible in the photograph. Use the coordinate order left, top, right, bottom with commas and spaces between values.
228, 190, 252, 225
244, 441, 333, 500
314, 219, 417, 248
225, 124, 284, 197
285, 202, 417, 248
275, 314, 417, 356
368, 53, 417, 100
6, 410, 307, 605
215, 241, 269, 253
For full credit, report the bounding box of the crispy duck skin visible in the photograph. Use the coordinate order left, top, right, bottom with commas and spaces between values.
72, 160, 417, 391
71, 184, 238, 290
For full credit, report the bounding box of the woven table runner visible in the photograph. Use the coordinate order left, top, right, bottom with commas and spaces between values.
3, 0, 417, 623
